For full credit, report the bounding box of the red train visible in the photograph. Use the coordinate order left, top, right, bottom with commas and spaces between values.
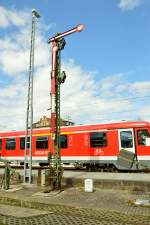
0, 121, 150, 170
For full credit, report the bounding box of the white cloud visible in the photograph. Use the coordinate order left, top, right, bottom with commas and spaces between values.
118, 0, 144, 11
59, 61, 133, 124
139, 106, 150, 121
0, 5, 150, 131
0, 25, 50, 75
0, 49, 29, 74
130, 81, 150, 95
0, 5, 50, 130
0, 6, 29, 28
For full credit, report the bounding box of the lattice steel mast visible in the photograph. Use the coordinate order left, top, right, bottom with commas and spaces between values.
24, 9, 40, 183
48, 24, 84, 189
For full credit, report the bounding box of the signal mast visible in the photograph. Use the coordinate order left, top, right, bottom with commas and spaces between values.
48, 24, 84, 189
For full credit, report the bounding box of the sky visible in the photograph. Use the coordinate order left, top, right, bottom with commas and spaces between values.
0, 0, 150, 130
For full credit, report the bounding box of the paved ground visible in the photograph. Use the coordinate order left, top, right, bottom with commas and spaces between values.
0, 170, 150, 224
0, 169, 150, 181
64, 171, 150, 182
0, 184, 150, 225
0, 204, 51, 217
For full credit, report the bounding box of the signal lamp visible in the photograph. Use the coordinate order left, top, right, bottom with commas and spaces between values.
32, 9, 40, 18
58, 71, 66, 84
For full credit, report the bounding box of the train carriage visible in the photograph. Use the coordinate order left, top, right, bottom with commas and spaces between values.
0, 121, 150, 171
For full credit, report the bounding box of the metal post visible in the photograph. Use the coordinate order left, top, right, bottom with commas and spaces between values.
4, 163, 10, 190
54, 48, 62, 189
48, 24, 84, 190
24, 9, 40, 184
50, 40, 62, 189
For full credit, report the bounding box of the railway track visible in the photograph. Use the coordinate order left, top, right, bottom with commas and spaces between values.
0, 164, 79, 171
0, 164, 149, 173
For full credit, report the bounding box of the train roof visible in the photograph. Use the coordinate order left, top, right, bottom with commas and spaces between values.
0, 121, 150, 137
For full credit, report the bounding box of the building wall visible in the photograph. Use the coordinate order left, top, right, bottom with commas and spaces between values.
32, 116, 74, 128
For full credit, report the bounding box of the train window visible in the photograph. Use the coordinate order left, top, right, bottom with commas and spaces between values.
6, 138, 16, 150
0, 139, 2, 150
90, 132, 107, 147
60, 135, 68, 148
36, 136, 48, 149
20, 137, 30, 149
120, 131, 133, 148
137, 129, 150, 146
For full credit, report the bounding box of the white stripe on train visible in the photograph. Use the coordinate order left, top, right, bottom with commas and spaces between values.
1, 156, 150, 161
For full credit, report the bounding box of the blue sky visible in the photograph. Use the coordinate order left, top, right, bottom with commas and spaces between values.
0, 0, 150, 130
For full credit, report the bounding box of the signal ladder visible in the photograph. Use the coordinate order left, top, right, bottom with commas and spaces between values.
24, 9, 40, 183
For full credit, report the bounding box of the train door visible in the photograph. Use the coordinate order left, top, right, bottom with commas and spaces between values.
117, 129, 136, 169
135, 128, 150, 169
118, 129, 135, 153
